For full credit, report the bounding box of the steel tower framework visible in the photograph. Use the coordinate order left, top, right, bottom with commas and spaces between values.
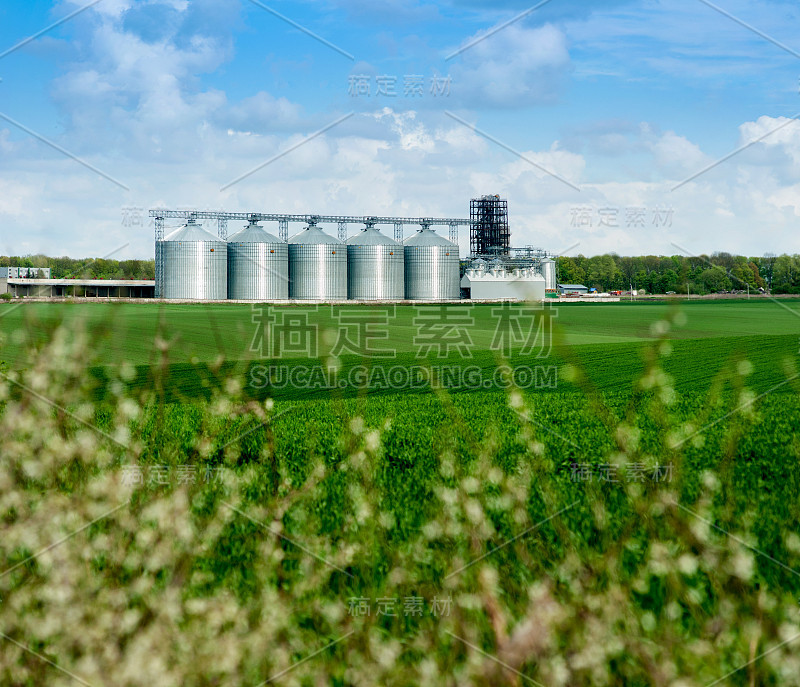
470, 195, 510, 257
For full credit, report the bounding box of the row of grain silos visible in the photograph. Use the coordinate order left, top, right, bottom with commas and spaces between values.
156, 219, 460, 301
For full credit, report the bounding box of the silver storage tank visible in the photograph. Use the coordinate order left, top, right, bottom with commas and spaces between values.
227, 220, 288, 300
346, 227, 404, 300
288, 225, 347, 300
403, 228, 460, 300
541, 258, 557, 290
159, 219, 227, 300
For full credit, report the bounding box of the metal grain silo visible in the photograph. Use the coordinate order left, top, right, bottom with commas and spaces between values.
288, 225, 347, 300
227, 219, 288, 300
541, 258, 557, 291
160, 219, 227, 300
403, 228, 460, 301
346, 227, 404, 300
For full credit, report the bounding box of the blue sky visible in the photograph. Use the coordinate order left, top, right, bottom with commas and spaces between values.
1, 0, 800, 259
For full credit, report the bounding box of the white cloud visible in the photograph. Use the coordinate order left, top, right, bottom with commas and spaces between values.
566, 0, 800, 81
223, 93, 306, 133
4, 103, 800, 259
450, 24, 571, 107
739, 116, 800, 171
645, 128, 708, 178
3, 3, 800, 262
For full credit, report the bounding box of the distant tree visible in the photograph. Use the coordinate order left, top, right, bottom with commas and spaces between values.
700, 266, 732, 292
1, 255, 155, 280
730, 259, 756, 289
748, 262, 765, 289
773, 254, 800, 293
0, 249, 783, 293
557, 256, 586, 285
642, 255, 660, 275
674, 256, 691, 286
711, 252, 736, 272
689, 254, 710, 272
760, 253, 777, 288
618, 257, 641, 288
660, 269, 680, 293
586, 255, 620, 290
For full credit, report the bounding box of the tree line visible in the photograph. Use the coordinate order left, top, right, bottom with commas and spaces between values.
555, 253, 799, 294
0, 255, 155, 280
3, 252, 799, 294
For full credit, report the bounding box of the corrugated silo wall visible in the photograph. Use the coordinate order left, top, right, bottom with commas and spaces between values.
161, 240, 228, 300
228, 242, 289, 300
404, 246, 460, 300
347, 245, 404, 300
289, 244, 347, 300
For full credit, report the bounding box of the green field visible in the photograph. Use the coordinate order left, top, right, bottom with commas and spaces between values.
3, 300, 798, 366
2, 300, 799, 400
2, 299, 800, 685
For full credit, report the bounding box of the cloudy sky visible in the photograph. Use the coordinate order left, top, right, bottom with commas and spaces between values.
1, 0, 799, 259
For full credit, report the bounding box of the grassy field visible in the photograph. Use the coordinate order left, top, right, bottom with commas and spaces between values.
2, 299, 798, 367
2, 299, 798, 400
2, 299, 800, 685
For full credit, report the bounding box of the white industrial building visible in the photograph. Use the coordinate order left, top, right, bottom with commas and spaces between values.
460, 259, 546, 301
1, 266, 51, 279
1, 278, 155, 298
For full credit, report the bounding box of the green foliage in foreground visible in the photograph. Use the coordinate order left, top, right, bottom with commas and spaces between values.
1, 314, 800, 686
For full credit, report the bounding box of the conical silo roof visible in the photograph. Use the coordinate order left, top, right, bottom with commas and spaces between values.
163, 220, 220, 243
288, 226, 341, 245
346, 227, 399, 246
403, 228, 456, 247
228, 221, 282, 244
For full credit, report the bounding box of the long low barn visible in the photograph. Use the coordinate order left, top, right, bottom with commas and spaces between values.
2, 278, 156, 298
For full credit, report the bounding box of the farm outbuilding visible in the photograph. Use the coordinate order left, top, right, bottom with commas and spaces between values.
559, 284, 589, 295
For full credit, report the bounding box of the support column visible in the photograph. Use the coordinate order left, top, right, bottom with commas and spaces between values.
155, 216, 164, 299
